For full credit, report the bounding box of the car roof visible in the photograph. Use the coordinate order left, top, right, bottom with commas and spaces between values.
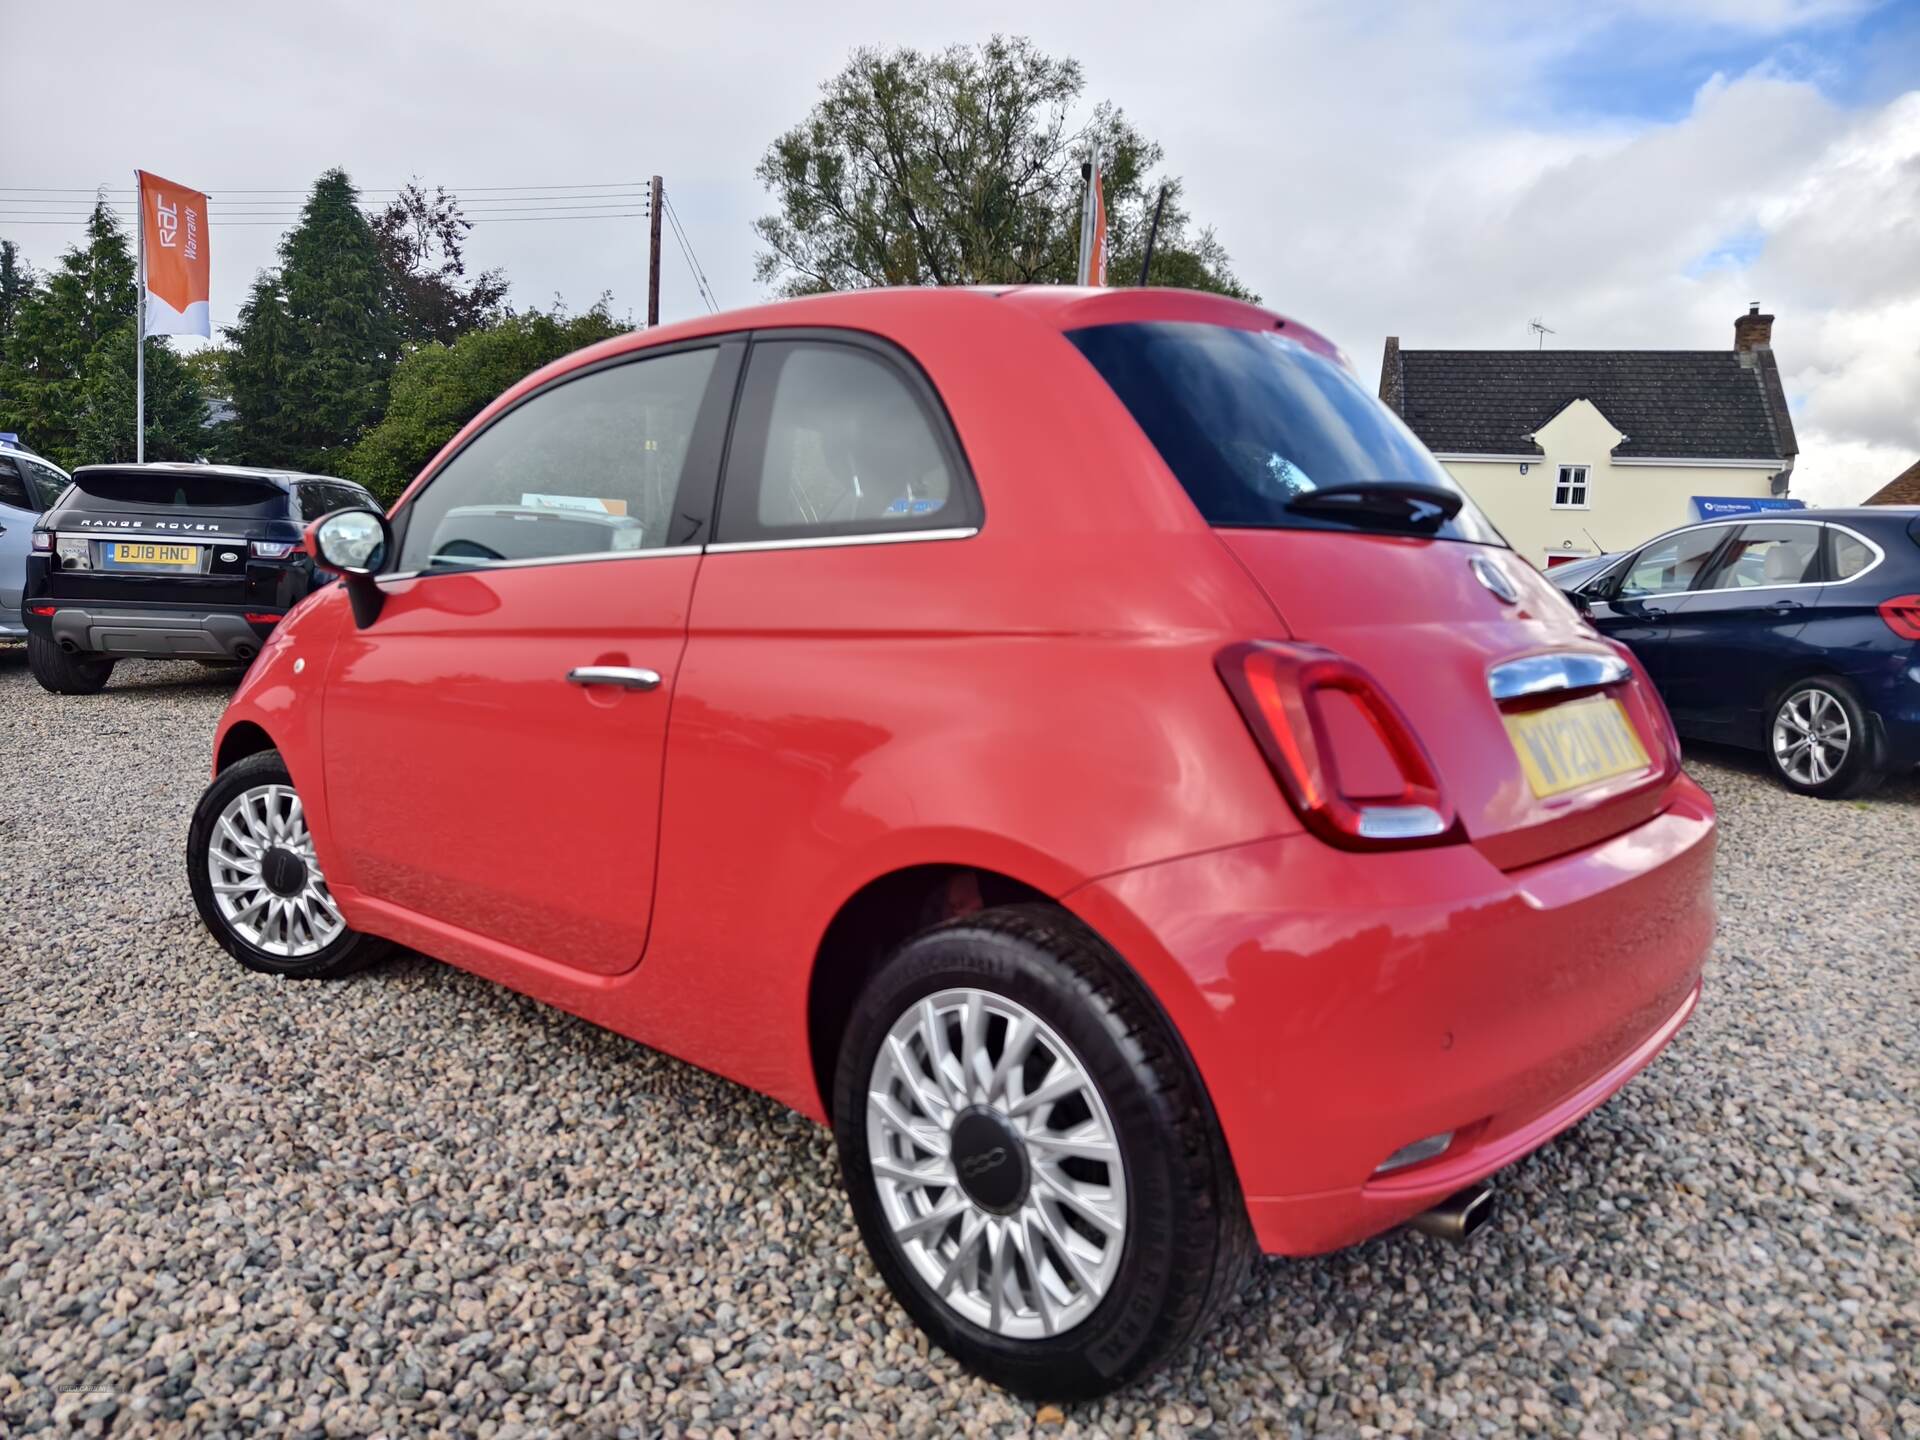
68, 462, 363, 489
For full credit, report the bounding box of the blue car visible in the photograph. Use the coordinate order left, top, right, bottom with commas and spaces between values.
1554, 508, 1920, 797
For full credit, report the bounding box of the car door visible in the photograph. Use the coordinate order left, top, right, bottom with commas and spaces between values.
0, 455, 38, 629
1582, 524, 1732, 693
1659, 520, 1822, 740
320, 338, 742, 975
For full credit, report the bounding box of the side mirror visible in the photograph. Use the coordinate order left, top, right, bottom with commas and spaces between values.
308, 508, 393, 629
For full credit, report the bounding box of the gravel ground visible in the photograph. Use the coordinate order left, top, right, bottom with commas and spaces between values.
2, 646, 1916, 1439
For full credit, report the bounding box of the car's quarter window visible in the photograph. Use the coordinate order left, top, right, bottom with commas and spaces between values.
1702, 522, 1820, 591
21, 457, 68, 510
1830, 527, 1877, 581
714, 335, 978, 545
396, 346, 724, 574
1617, 526, 1728, 599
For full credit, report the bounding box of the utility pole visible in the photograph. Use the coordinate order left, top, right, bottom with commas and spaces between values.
647, 175, 663, 328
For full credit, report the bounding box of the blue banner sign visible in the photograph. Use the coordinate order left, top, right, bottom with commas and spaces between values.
1693, 495, 1807, 520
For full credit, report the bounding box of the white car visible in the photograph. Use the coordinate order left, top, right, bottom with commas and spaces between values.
0, 435, 71, 639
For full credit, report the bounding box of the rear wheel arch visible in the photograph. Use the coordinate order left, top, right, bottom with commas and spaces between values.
807, 865, 1058, 1117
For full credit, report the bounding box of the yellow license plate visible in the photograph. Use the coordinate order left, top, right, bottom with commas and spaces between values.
1504, 695, 1650, 798
110, 542, 199, 567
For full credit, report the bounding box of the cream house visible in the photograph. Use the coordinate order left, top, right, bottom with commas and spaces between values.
1379, 306, 1799, 568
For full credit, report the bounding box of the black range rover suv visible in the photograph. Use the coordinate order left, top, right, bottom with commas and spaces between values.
23, 464, 378, 694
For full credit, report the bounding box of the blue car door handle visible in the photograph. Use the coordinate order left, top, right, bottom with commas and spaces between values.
1767, 599, 1805, 613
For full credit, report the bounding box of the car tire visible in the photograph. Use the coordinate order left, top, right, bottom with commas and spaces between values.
27, 632, 115, 694
186, 750, 389, 979
833, 903, 1252, 1400
1766, 677, 1882, 799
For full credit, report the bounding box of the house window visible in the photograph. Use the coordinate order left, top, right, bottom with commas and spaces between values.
1553, 465, 1589, 509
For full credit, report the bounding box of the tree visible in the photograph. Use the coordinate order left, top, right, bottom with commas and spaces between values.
754, 37, 1253, 299
73, 325, 212, 463
340, 301, 629, 500
0, 201, 206, 466
372, 182, 509, 346
228, 169, 400, 470
0, 240, 32, 350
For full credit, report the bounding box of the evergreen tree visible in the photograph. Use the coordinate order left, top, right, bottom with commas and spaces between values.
0, 202, 207, 466
228, 169, 400, 469
0, 240, 33, 349
341, 301, 628, 500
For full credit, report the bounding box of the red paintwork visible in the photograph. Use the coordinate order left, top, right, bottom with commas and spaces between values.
213, 286, 1715, 1255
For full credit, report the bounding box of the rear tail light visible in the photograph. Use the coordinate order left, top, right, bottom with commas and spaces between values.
28, 604, 55, 617
242, 612, 282, 627
251, 541, 297, 559
1216, 641, 1456, 850
1879, 594, 1920, 641
31, 531, 51, 552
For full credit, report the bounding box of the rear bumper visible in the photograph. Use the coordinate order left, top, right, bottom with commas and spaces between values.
24, 602, 280, 660
1067, 776, 1716, 1257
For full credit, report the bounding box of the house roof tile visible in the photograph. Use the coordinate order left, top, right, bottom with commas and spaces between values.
1387, 349, 1792, 462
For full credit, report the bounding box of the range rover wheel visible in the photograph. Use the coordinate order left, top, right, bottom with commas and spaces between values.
186, 750, 389, 978
1768, 678, 1881, 799
833, 904, 1252, 1400
27, 632, 115, 694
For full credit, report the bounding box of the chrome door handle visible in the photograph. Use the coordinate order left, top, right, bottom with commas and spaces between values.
567, 666, 662, 691
1768, 599, 1804, 613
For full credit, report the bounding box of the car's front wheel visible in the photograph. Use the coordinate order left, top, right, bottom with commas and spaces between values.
833, 905, 1251, 1400
1768, 678, 1881, 798
27, 632, 114, 694
186, 750, 389, 978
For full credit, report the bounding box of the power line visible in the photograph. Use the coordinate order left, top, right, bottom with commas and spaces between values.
0, 212, 651, 228
0, 181, 650, 195
661, 188, 719, 314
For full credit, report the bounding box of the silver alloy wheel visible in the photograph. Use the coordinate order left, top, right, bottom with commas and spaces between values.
206, 784, 345, 958
1773, 687, 1852, 786
866, 988, 1128, 1339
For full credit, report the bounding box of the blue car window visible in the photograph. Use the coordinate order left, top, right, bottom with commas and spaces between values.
1704, 523, 1820, 590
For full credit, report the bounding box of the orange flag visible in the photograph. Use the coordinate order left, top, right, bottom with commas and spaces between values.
137, 170, 210, 337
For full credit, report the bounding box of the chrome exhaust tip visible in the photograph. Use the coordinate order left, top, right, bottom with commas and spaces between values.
1410, 1183, 1495, 1243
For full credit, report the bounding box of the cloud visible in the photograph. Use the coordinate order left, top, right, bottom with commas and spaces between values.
1, 0, 1912, 500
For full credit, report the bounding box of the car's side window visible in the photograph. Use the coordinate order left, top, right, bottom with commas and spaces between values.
1616, 527, 1727, 599
1701, 523, 1820, 591
0, 458, 32, 512
716, 337, 975, 543
296, 483, 335, 523
1829, 528, 1876, 581
396, 347, 721, 574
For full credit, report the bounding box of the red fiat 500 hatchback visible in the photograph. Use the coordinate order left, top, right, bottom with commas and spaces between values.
188, 287, 1715, 1398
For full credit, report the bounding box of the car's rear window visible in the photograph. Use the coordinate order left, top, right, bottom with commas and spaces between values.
69, 470, 290, 517
1068, 321, 1501, 544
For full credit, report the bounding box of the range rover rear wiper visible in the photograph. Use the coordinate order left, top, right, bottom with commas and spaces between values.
1285, 481, 1463, 533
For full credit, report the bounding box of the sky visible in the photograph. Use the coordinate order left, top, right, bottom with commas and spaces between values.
4, 0, 1916, 504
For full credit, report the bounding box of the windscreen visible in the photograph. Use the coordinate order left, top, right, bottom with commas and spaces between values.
69, 470, 290, 517
1068, 321, 1502, 544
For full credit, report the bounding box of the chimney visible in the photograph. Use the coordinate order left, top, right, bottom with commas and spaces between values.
1379, 336, 1403, 410
1734, 302, 1774, 353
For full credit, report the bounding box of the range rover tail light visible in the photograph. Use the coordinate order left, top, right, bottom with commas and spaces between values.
1215, 641, 1457, 850
1878, 595, 1920, 642
31, 531, 51, 552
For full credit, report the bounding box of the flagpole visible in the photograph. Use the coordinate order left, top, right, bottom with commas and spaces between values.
134, 170, 145, 464
1077, 144, 1097, 285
